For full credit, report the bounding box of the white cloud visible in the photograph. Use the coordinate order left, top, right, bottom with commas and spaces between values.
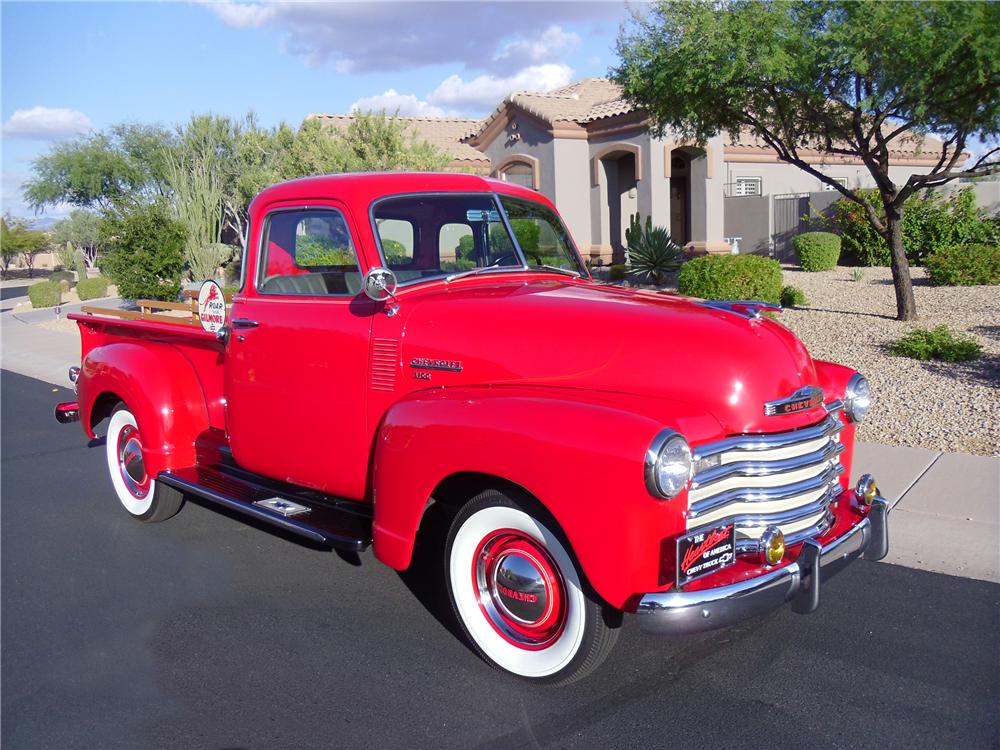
2, 107, 91, 140
349, 89, 455, 118
197, 0, 275, 29
493, 26, 580, 67
428, 64, 575, 112
200, 1, 622, 73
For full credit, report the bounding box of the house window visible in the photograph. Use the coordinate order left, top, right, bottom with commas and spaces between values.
822, 178, 848, 191
734, 177, 762, 196
499, 161, 534, 189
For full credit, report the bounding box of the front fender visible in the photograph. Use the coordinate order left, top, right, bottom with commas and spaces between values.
372, 386, 722, 609
814, 359, 859, 487
78, 341, 210, 475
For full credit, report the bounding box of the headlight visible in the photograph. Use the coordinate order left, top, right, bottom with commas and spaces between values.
644, 429, 692, 498
845, 372, 872, 423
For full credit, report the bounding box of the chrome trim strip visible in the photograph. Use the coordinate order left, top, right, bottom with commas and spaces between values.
735, 512, 834, 553
691, 441, 844, 490
699, 299, 782, 320
694, 495, 834, 538
825, 399, 845, 414
688, 464, 844, 518
691, 415, 843, 460
635, 510, 879, 635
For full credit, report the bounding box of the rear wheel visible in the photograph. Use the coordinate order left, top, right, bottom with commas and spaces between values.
445, 489, 619, 685
105, 404, 184, 523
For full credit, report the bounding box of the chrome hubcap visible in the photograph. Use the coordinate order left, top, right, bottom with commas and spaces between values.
118, 425, 149, 498
473, 530, 566, 649
492, 553, 549, 624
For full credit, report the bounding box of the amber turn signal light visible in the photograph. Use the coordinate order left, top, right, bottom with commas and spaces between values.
760, 526, 785, 566
856, 474, 879, 506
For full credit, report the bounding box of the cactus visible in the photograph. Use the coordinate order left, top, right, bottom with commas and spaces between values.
75, 246, 89, 282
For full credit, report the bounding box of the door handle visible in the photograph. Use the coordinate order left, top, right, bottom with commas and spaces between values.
231, 318, 259, 329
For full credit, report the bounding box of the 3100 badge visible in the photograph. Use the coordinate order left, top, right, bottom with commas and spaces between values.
676, 523, 735, 586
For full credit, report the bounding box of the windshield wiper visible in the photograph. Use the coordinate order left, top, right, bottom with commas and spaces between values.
529, 264, 581, 278
444, 265, 514, 283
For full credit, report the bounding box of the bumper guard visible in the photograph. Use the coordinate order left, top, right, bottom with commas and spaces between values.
636, 497, 890, 635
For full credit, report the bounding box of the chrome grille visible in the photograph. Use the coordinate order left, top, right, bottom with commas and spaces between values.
688, 410, 845, 552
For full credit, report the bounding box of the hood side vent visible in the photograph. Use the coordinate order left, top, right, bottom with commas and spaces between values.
370, 338, 399, 392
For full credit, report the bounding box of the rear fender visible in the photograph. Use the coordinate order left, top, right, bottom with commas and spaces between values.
78, 341, 210, 475
372, 386, 721, 609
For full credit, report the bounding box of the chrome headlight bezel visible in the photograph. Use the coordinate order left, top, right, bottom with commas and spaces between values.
644, 429, 692, 499
844, 372, 872, 424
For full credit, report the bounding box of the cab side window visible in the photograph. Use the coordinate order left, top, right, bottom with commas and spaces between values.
258, 209, 362, 296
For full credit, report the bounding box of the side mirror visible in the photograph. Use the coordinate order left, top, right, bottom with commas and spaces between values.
363, 267, 400, 316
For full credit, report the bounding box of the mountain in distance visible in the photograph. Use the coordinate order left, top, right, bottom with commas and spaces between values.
28, 217, 58, 230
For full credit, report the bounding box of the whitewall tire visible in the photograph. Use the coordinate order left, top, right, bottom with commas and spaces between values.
105, 405, 184, 523
445, 490, 619, 685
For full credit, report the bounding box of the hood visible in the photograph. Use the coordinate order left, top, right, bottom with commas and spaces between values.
398, 277, 827, 436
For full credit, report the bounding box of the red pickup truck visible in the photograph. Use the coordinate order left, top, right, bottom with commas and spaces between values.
56, 173, 888, 684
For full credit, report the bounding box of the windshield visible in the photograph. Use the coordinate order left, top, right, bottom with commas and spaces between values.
372, 194, 519, 284
497, 195, 585, 276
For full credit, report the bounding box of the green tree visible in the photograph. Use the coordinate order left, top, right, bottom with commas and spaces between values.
51, 209, 102, 268
0, 215, 50, 278
334, 111, 450, 172
614, 0, 1000, 320
24, 123, 173, 211
99, 201, 186, 300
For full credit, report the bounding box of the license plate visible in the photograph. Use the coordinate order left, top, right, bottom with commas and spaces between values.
676, 523, 736, 586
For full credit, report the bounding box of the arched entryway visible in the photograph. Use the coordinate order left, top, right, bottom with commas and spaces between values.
592, 143, 642, 264
669, 148, 694, 246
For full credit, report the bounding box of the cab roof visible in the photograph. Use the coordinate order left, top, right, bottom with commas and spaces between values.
251, 172, 550, 213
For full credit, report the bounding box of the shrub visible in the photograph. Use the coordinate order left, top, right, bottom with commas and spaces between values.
99, 201, 186, 301
381, 238, 409, 265
849, 267, 865, 283
608, 264, 627, 281
76, 276, 110, 301
924, 244, 1000, 286
823, 187, 999, 266
678, 254, 783, 304
28, 281, 61, 308
793, 232, 841, 271
50, 270, 75, 286
187, 243, 235, 282
890, 325, 982, 362
509, 219, 541, 255
780, 285, 808, 307
626, 214, 682, 284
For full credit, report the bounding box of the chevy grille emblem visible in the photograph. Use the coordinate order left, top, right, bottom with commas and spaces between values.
764, 386, 824, 416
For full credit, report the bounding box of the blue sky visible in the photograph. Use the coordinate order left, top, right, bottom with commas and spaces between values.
1, 1, 629, 219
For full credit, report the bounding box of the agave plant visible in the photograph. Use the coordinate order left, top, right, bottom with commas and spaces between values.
626, 214, 682, 285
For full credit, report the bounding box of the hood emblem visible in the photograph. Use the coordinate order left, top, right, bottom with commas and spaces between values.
764, 386, 824, 416
409, 357, 463, 373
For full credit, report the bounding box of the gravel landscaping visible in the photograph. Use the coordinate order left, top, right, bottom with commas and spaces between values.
776, 265, 1000, 457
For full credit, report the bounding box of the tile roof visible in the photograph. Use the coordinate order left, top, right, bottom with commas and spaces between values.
305, 113, 488, 163
725, 129, 947, 159
471, 78, 638, 138
308, 80, 948, 164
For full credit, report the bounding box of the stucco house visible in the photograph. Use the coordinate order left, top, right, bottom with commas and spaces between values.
308, 78, 946, 263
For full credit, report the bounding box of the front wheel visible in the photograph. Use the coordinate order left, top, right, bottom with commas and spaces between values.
105, 404, 184, 523
445, 490, 619, 685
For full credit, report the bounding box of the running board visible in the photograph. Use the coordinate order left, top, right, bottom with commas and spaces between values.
158, 465, 372, 552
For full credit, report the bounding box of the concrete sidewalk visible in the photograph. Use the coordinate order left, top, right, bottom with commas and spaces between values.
850, 443, 999, 583
2, 302, 997, 584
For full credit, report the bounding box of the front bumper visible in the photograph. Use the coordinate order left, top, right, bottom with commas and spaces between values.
635, 496, 889, 635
